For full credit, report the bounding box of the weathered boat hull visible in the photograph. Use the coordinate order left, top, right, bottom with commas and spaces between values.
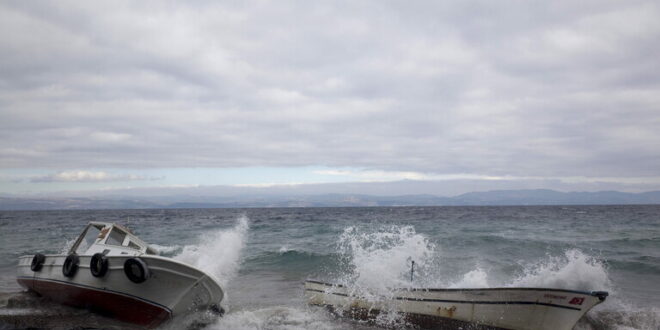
304, 280, 607, 330
18, 254, 223, 328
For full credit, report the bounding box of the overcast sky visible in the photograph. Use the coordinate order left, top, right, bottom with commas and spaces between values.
1, 0, 659, 196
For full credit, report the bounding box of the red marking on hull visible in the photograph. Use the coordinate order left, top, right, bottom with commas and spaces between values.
17, 277, 171, 328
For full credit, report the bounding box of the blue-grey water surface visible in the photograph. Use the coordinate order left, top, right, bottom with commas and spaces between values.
1, 205, 659, 329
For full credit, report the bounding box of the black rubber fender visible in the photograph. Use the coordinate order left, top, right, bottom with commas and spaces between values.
30, 253, 45, 272
62, 254, 79, 278
90, 253, 109, 277
124, 258, 150, 283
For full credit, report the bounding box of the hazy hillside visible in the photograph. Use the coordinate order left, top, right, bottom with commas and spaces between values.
2, 189, 660, 210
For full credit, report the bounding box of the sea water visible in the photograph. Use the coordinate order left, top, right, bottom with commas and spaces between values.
0, 206, 658, 329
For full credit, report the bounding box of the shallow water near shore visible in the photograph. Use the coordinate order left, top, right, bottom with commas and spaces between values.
1, 205, 659, 329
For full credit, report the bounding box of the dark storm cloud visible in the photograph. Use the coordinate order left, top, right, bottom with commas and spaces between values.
1, 0, 659, 179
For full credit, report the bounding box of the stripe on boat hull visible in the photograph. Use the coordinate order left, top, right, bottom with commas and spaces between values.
17, 277, 171, 328
304, 288, 582, 311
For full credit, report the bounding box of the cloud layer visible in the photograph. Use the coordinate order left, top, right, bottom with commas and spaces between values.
29, 171, 158, 183
1, 1, 659, 183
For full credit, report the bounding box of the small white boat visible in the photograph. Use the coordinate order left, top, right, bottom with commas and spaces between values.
304, 280, 608, 330
17, 222, 224, 328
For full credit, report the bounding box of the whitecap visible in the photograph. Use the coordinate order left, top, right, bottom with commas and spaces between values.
174, 215, 249, 288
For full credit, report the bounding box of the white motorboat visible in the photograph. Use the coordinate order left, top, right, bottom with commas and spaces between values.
17, 222, 224, 328
304, 280, 608, 330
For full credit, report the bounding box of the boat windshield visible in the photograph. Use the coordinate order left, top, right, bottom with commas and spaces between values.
106, 226, 144, 251
74, 224, 103, 254
106, 227, 127, 246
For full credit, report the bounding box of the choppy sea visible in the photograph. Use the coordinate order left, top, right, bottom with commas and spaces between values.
0, 205, 659, 329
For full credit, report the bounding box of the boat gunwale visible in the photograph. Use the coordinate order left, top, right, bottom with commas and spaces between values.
18, 253, 224, 292
20, 253, 206, 270
305, 279, 608, 298
305, 287, 586, 311
18, 253, 220, 278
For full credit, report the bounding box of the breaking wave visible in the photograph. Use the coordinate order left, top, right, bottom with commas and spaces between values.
331, 225, 437, 327
174, 215, 249, 288
329, 224, 629, 327
336, 225, 436, 294
336, 224, 613, 290
149, 243, 182, 257
446, 249, 613, 291
508, 249, 612, 291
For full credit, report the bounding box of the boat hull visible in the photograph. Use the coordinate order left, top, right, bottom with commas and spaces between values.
16, 276, 169, 327
304, 280, 607, 330
18, 254, 223, 328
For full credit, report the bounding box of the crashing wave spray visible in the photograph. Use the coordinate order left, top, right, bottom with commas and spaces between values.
174, 215, 249, 288
332, 225, 624, 327
336, 225, 614, 294
337, 225, 437, 293
448, 267, 491, 288
333, 224, 438, 327
446, 249, 613, 291
508, 249, 612, 291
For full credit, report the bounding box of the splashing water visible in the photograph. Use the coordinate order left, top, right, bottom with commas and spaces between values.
334, 225, 613, 294
445, 249, 612, 291
508, 249, 612, 291
331, 224, 618, 327
149, 243, 182, 257
448, 267, 491, 288
332, 225, 438, 328
3, 206, 657, 330
174, 215, 249, 287
337, 225, 436, 294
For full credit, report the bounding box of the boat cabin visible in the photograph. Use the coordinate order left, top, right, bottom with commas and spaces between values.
69, 222, 158, 256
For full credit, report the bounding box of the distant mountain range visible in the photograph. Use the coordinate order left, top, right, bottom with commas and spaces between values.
2, 189, 660, 210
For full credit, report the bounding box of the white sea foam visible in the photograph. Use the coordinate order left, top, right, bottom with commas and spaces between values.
174, 215, 249, 288
507, 249, 612, 291
331, 224, 437, 327
335, 225, 614, 293
331, 224, 623, 327
209, 306, 339, 330
337, 225, 436, 294
149, 243, 182, 256
576, 303, 660, 330
448, 267, 490, 288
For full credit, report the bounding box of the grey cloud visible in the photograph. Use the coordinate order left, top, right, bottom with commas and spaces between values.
1, 1, 660, 182
29, 171, 162, 183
